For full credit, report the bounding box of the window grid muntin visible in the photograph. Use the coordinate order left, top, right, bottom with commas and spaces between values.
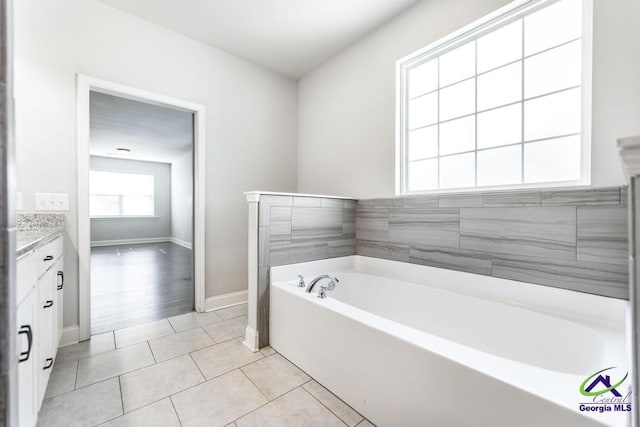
408, 131, 581, 163
408, 35, 581, 103
403, 0, 584, 193
409, 83, 580, 134
473, 38, 478, 187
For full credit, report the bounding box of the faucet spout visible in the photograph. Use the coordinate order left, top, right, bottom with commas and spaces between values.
305, 274, 340, 293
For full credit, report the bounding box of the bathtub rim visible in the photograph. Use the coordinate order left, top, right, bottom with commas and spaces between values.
270, 255, 627, 331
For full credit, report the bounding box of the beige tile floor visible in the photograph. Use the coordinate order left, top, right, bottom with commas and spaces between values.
38, 303, 374, 427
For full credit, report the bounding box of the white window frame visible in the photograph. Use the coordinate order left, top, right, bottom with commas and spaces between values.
395, 0, 593, 195
89, 169, 156, 218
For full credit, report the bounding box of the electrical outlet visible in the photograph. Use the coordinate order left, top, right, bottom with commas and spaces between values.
53, 193, 69, 211
35, 193, 69, 211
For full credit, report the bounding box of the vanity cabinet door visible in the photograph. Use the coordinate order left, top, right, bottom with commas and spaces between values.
16, 290, 36, 427
36, 268, 55, 406
55, 257, 64, 345
17, 251, 36, 307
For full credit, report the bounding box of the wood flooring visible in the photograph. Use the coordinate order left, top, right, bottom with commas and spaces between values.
90, 242, 193, 335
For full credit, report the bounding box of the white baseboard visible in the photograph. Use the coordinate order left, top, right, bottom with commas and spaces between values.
59, 325, 80, 347
90, 236, 193, 249
243, 326, 260, 352
205, 290, 248, 312
170, 237, 192, 250
90, 237, 172, 247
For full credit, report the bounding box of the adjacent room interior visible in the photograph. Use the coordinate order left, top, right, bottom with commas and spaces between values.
89, 92, 194, 334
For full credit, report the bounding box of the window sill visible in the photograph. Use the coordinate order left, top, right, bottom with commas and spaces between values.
90, 215, 159, 219
398, 179, 591, 197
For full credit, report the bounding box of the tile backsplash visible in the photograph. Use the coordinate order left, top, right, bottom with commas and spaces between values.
356, 187, 628, 299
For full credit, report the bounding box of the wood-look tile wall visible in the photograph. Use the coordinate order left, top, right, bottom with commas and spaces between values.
257, 195, 356, 346
356, 187, 629, 299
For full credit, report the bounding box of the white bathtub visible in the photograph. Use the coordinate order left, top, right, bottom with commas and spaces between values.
270, 256, 629, 427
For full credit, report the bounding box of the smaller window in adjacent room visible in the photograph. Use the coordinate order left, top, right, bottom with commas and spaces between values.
90, 171, 155, 217
396, 0, 592, 194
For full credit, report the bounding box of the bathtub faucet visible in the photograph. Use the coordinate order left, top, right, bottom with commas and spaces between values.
305, 274, 340, 298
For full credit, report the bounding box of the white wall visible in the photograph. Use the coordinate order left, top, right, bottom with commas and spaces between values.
590, 0, 640, 186
297, 0, 640, 198
171, 150, 193, 247
89, 156, 172, 243
14, 0, 298, 328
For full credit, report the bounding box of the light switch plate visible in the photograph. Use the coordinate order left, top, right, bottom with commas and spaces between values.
35, 193, 69, 211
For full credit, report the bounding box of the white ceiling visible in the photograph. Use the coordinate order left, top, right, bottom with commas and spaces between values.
90, 92, 193, 164
98, 0, 420, 78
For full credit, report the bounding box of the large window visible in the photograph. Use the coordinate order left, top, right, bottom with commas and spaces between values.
397, 0, 591, 194
90, 171, 155, 217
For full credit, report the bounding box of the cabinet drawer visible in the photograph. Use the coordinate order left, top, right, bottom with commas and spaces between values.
17, 251, 37, 307
37, 237, 63, 278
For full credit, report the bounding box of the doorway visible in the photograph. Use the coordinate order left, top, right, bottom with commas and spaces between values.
77, 75, 206, 341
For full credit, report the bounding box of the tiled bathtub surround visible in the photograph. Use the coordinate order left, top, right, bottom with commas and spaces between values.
356, 187, 629, 299
257, 195, 357, 346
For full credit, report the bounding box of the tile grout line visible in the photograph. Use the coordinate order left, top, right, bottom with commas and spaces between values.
199, 325, 219, 344
162, 366, 273, 426
304, 386, 351, 427
42, 375, 127, 403
73, 359, 79, 390
113, 330, 175, 348
89, 353, 209, 423
74, 348, 156, 391
187, 352, 208, 382
97, 395, 182, 426
230, 378, 295, 424
159, 330, 238, 366
147, 340, 158, 364
189, 341, 267, 381
169, 395, 184, 427
238, 365, 270, 402
302, 382, 354, 427
117, 376, 125, 416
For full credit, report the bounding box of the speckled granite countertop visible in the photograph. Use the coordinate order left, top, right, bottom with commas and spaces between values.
17, 214, 65, 258
17, 227, 64, 258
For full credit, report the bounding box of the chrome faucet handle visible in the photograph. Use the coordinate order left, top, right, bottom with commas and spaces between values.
326, 280, 336, 291
297, 274, 305, 287
318, 286, 328, 299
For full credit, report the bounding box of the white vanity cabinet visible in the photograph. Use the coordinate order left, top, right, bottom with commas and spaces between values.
16, 235, 64, 426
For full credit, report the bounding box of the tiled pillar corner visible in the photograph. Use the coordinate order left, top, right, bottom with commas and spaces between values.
243, 193, 260, 352
248, 194, 357, 349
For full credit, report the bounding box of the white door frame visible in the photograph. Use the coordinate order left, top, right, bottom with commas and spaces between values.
76, 74, 206, 341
